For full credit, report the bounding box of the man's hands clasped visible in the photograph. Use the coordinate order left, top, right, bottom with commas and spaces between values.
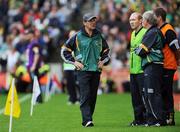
74, 60, 104, 70
74, 61, 84, 70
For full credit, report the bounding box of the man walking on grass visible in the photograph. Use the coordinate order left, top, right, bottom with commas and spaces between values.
61, 13, 110, 127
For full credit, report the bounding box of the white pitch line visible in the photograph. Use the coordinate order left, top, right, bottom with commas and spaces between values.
0, 94, 31, 114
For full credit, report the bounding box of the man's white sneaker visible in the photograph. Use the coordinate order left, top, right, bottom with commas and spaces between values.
85, 121, 94, 127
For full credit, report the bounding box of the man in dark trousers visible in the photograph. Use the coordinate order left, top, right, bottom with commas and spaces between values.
154, 7, 180, 126
135, 11, 166, 126
129, 12, 147, 126
61, 13, 110, 127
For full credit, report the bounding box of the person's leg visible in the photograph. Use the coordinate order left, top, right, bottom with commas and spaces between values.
130, 73, 146, 125
144, 64, 166, 125
64, 70, 77, 103
89, 72, 100, 116
74, 71, 80, 102
76, 71, 92, 126
30, 70, 43, 103
134, 73, 145, 123
162, 69, 175, 125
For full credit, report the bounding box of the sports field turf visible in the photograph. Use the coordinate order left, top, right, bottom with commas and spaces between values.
0, 93, 180, 132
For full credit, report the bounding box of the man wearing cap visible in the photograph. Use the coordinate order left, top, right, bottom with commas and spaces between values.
61, 13, 110, 127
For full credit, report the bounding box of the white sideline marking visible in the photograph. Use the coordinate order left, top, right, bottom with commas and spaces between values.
0, 94, 31, 114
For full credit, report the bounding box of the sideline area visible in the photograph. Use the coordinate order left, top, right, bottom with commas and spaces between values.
0, 94, 180, 132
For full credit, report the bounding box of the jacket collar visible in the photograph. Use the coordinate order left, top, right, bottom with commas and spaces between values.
135, 26, 143, 36
80, 26, 99, 37
159, 22, 168, 30
146, 25, 157, 33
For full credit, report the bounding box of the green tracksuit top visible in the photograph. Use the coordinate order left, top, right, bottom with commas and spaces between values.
130, 27, 147, 74
75, 31, 103, 71
140, 26, 164, 68
61, 28, 110, 72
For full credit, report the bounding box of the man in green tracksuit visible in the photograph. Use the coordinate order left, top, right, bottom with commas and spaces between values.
135, 11, 166, 126
129, 12, 147, 126
61, 13, 110, 127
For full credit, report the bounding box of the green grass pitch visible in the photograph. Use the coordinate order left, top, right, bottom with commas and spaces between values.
0, 93, 180, 132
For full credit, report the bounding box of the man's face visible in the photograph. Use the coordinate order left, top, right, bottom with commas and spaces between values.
129, 14, 142, 30
84, 18, 97, 30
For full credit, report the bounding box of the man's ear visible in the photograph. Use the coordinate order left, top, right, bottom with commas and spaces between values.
140, 19, 142, 24
83, 21, 86, 26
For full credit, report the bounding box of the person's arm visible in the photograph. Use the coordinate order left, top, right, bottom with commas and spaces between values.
61, 34, 84, 70
98, 36, 110, 68
166, 29, 180, 65
135, 31, 157, 57
61, 35, 76, 64
30, 46, 40, 72
165, 30, 179, 51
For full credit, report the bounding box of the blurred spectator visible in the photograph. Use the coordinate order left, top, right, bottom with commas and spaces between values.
62, 30, 79, 105
0, 0, 179, 93
25, 28, 44, 103
6, 35, 20, 75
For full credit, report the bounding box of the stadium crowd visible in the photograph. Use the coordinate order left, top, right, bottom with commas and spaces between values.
0, 0, 180, 93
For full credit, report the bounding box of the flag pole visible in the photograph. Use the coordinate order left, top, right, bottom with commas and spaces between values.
30, 93, 34, 116
9, 78, 15, 132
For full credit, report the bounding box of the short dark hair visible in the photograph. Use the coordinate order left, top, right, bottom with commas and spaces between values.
154, 7, 166, 21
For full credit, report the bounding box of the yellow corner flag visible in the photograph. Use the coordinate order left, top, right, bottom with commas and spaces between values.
4, 80, 21, 118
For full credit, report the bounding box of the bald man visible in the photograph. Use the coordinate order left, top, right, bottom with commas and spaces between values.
129, 12, 147, 126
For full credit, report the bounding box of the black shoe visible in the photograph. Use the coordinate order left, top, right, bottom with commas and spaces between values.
167, 119, 175, 126
36, 95, 43, 103
166, 113, 175, 126
129, 120, 145, 126
145, 122, 161, 127
84, 121, 94, 127
146, 120, 167, 127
